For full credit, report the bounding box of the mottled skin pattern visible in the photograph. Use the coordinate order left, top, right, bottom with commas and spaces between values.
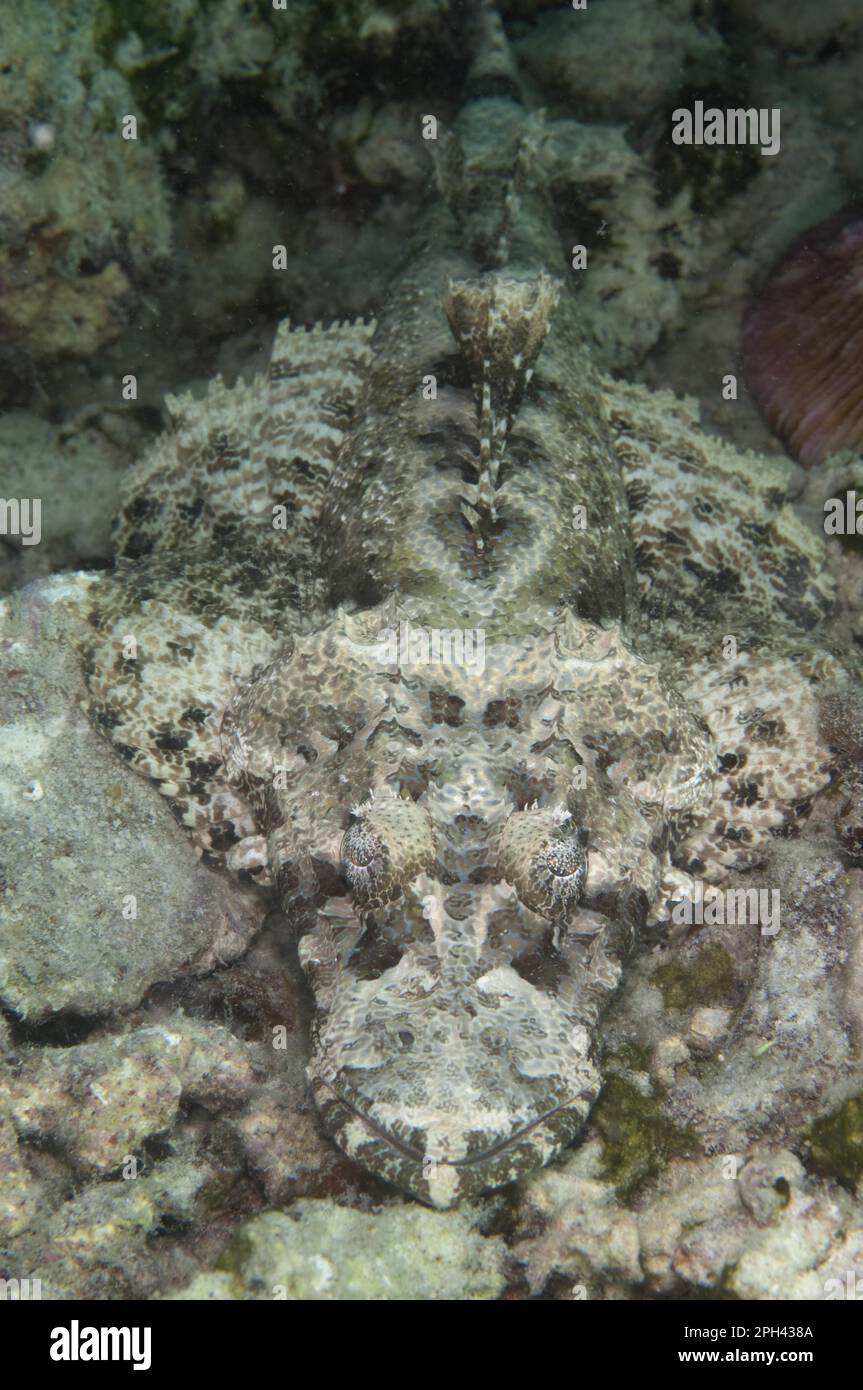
80, 8, 855, 1206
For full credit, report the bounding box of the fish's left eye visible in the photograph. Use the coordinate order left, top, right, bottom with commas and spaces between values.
498, 808, 586, 920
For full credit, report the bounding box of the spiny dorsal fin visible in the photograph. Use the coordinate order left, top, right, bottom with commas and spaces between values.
444, 272, 560, 539
445, 272, 559, 412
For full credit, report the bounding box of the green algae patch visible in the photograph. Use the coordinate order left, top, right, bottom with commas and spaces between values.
654, 942, 735, 1012
611, 1041, 652, 1073
215, 1228, 255, 1280
805, 1094, 863, 1187
594, 1075, 699, 1198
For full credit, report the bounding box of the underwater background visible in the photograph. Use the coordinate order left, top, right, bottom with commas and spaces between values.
1, 0, 863, 1301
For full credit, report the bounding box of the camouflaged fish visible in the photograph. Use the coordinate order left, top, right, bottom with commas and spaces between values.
80, 6, 856, 1207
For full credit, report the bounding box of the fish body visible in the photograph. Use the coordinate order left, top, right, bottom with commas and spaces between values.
81, 6, 850, 1206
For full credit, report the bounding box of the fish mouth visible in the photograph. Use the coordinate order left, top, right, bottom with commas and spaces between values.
313, 1074, 595, 1206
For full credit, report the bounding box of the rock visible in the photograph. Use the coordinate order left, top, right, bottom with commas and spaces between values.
687, 1007, 731, 1054
738, 1149, 805, 1225
514, 1142, 642, 1295
231, 1082, 368, 1204
539, 120, 700, 372
606, 838, 861, 1162
843, 870, 863, 1049
0, 410, 141, 591
192, 1200, 506, 1301
515, 1142, 863, 1300
722, 0, 861, 51
1, 260, 133, 360
165, 1272, 239, 1301
728, 1190, 846, 1300
7, 1019, 258, 1174
0, 1104, 43, 1239
515, 0, 725, 122
652, 1035, 690, 1087
23, 1158, 214, 1300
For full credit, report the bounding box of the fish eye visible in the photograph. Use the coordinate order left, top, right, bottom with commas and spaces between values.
544, 840, 583, 880
341, 821, 386, 904
498, 807, 586, 920
341, 795, 435, 910
343, 823, 378, 870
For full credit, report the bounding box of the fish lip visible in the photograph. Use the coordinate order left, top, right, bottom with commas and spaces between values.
317, 1077, 584, 1169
